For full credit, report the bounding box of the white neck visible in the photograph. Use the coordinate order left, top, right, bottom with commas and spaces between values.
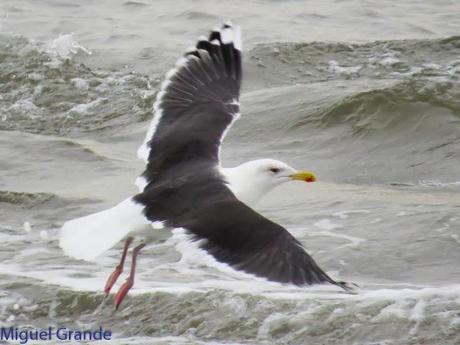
220, 166, 278, 207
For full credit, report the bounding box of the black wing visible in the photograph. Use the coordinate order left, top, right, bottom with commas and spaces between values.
187, 200, 343, 286
135, 179, 346, 288
137, 24, 241, 187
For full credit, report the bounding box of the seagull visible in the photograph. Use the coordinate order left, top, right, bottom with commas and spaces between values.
60, 23, 349, 309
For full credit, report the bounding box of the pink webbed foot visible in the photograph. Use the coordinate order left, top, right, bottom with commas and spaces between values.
104, 266, 122, 296
114, 243, 146, 310
104, 237, 133, 296
114, 279, 133, 310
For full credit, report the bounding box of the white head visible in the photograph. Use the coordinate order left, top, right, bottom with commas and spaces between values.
221, 159, 316, 207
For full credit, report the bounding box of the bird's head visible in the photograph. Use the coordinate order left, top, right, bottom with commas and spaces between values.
221, 159, 316, 206
228, 159, 316, 189
254, 159, 316, 186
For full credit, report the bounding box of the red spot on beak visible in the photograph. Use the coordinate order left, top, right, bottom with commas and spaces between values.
305, 176, 316, 183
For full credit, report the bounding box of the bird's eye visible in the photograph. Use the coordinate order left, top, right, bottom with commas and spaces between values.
269, 167, 280, 173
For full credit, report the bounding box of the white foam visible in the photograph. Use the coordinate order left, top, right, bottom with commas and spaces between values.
67, 98, 103, 115
328, 60, 361, 75
44, 34, 91, 67
333, 210, 370, 219
369, 217, 383, 224
419, 179, 460, 187
313, 219, 342, 230
28, 72, 44, 82
371, 51, 400, 67
70, 77, 89, 90
8, 99, 41, 115
23, 222, 31, 233
379, 56, 400, 66
308, 228, 366, 249
422, 63, 442, 69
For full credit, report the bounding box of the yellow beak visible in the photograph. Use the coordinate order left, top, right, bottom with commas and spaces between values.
289, 170, 317, 183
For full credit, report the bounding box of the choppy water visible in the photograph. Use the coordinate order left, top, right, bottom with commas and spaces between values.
1, 1, 460, 344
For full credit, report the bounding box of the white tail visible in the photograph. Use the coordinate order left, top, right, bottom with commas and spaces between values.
59, 197, 150, 261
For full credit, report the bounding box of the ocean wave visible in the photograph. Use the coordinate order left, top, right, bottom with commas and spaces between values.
0, 190, 55, 206
0, 33, 156, 135
1, 33, 459, 138
1, 274, 459, 345
249, 35, 460, 84
313, 77, 460, 132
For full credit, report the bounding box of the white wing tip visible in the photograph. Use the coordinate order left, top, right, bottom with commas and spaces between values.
220, 27, 233, 44
219, 24, 242, 51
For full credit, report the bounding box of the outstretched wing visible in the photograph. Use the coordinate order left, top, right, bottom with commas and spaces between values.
136, 24, 242, 190
188, 200, 343, 286
132, 23, 346, 289
136, 184, 346, 288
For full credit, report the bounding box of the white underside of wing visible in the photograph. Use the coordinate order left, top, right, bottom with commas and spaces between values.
167, 228, 271, 283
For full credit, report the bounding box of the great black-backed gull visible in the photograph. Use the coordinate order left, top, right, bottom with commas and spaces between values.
60, 23, 349, 309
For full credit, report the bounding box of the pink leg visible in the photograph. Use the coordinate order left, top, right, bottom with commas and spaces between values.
104, 237, 133, 296
114, 242, 146, 310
